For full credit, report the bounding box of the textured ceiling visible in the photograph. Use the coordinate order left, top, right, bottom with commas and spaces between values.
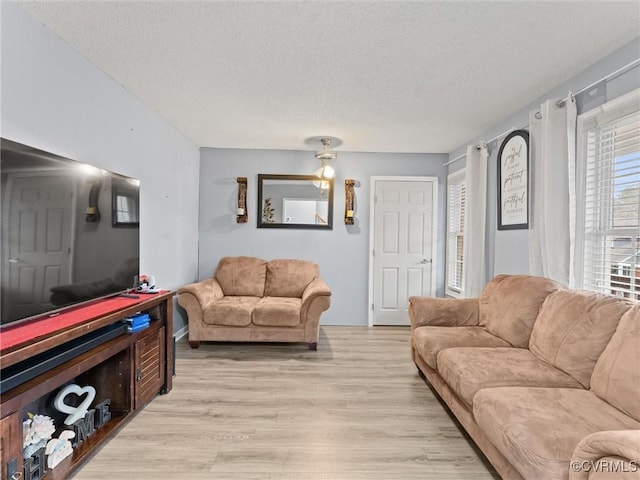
17, 1, 640, 154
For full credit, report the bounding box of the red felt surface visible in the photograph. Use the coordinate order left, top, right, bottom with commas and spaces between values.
0, 294, 162, 351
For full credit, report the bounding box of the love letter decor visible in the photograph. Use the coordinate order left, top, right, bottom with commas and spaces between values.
54, 384, 96, 425
497, 130, 529, 230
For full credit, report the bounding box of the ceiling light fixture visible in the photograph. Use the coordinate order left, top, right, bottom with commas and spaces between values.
314, 138, 337, 180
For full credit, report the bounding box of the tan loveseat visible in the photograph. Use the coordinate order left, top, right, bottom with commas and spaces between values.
177, 256, 331, 350
409, 274, 640, 480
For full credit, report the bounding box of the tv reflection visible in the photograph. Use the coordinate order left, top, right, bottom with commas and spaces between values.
0, 138, 140, 327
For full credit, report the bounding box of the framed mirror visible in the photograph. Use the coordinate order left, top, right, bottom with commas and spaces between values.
112, 177, 140, 227
257, 174, 333, 229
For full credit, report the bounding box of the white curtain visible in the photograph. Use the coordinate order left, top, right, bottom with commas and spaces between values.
528, 96, 577, 286
463, 143, 489, 297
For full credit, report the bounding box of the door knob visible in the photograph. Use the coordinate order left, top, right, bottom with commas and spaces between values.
8, 258, 19, 263
420, 259, 432, 264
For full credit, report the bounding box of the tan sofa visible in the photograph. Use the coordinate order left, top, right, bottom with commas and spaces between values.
409, 274, 640, 480
177, 256, 331, 350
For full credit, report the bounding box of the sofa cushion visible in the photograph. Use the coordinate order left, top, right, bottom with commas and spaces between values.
215, 256, 267, 297
437, 347, 582, 406
473, 387, 640, 480
252, 297, 302, 327
264, 259, 318, 297
590, 303, 640, 422
529, 289, 634, 388
412, 326, 511, 370
203, 296, 260, 327
479, 274, 560, 348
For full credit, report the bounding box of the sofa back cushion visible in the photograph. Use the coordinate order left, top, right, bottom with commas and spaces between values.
529, 289, 634, 388
264, 259, 318, 297
215, 256, 267, 297
590, 304, 640, 421
479, 274, 560, 348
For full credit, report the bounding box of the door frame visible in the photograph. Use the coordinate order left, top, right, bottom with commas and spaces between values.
368, 176, 438, 326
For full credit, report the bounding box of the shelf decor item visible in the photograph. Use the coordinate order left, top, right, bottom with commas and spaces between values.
237, 177, 248, 223
45, 430, 75, 469
23, 413, 55, 459
54, 384, 96, 425
497, 130, 529, 230
345, 179, 355, 225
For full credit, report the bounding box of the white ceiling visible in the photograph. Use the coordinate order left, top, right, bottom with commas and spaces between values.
17, 1, 640, 154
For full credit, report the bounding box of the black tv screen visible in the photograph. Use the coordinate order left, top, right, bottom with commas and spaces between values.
1, 138, 140, 328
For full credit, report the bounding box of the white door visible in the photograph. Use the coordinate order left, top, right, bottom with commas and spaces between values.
369, 177, 437, 326
3, 174, 74, 321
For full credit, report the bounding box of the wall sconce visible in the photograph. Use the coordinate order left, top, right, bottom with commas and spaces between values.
345, 179, 355, 225
237, 177, 248, 223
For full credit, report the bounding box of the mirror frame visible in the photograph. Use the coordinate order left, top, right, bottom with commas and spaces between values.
257, 174, 334, 230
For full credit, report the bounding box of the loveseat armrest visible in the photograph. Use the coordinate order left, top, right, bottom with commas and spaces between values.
408, 296, 479, 330
177, 277, 224, 324
301, 277, 332, 308
569, 430, 640, 480
301, 277, 331, 343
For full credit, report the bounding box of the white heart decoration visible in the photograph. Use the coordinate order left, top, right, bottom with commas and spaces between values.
54, 384, 96, 425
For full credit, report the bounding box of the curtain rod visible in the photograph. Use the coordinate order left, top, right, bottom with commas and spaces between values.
535, 57, 640, 119
560, 58, 640, 106
444, 57, 640, 167
443, 125, 526, 167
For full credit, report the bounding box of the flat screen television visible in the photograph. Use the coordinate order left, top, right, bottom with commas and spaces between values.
1, 138, 140, 329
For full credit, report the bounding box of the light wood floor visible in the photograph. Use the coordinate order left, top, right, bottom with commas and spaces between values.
72, 326, 497, 479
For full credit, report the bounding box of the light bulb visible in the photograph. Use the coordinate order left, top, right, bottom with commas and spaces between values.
315, 164, 335, 180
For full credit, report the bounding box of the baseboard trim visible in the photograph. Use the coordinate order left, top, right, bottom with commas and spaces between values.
174, 325, 188, 341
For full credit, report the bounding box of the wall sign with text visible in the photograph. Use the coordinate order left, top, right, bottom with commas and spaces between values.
497, 130, 529, 230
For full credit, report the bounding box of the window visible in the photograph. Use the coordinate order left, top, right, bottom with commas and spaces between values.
578, 90, 640, 299
446, 170, 466, 296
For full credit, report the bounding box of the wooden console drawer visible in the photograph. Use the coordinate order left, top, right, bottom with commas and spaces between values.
134, 326, 165, 409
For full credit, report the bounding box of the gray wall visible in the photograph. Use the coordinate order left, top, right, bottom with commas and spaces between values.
199, 148, 447, 325
447, 37, 640, 281
1, 2, 201, 333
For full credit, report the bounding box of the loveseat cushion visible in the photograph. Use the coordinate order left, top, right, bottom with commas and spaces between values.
590, 303, 640, 422
264, 259, 318, 297
215, 256, 267, 297
529, 289, 634, 388
253, 297, 302, 327
203, 296, 260, 326
473, 387, 640, 480
479, 274, 560, 348
437, 347, 582, 406
412, 326, 511, 370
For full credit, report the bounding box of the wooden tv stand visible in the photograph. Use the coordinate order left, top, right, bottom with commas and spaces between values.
0, 292, 174, 480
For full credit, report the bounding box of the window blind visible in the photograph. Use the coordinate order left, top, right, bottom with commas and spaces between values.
583, 110, 640, 299
446, 173, 466, 295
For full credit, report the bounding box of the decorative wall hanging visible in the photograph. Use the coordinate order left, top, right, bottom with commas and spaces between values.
257, 174, 333, 229
497, 130, 529, 230
345, 179, 355, 224
237, 177, 248, 223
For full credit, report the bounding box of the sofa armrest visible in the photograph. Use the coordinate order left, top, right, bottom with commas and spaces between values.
177, 277, 224, 324
301, 277, 331, 306
301, 278, 331, 340
569, 430, 640, 480
408, 296, 479, 329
